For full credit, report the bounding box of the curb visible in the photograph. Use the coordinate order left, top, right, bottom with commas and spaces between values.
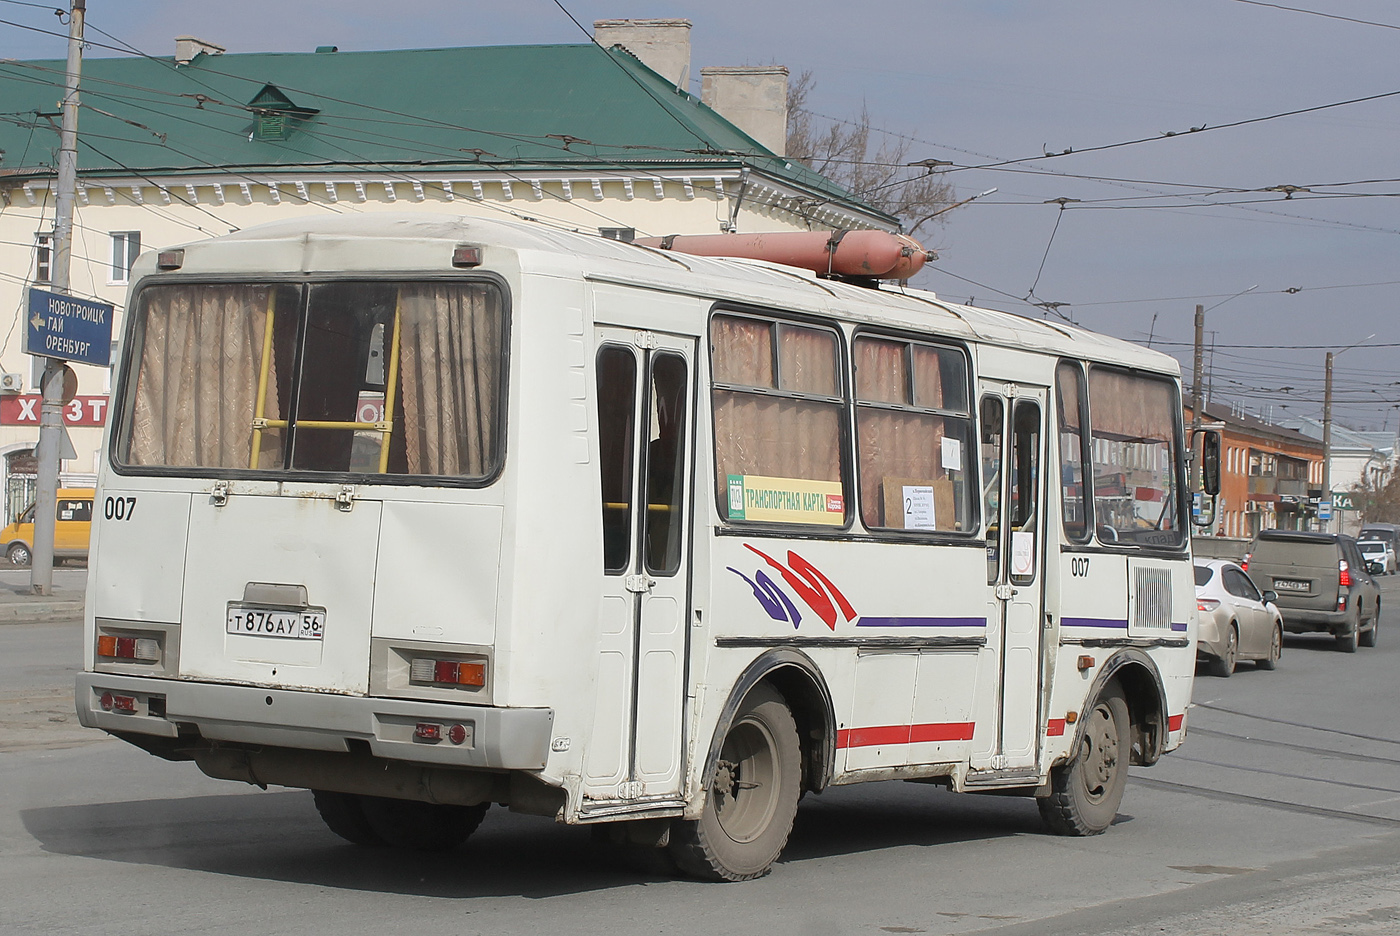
0, 600, 84, 623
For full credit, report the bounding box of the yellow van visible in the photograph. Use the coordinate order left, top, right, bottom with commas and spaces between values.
1, 487, 94, 566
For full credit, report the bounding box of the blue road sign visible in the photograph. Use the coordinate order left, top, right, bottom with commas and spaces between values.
23, 288, 114, 367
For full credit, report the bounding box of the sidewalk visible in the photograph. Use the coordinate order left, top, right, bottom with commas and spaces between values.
0, 580, 84, 623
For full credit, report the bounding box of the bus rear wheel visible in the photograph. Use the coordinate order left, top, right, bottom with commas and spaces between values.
315, 791, 488, 851
669, 684, 801, 881
312, 789, 384, 846
1038, 683, 1130, 836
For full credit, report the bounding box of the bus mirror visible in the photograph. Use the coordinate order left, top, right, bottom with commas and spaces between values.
1195, 429, 1221, 496
1192, 492, 1216, 528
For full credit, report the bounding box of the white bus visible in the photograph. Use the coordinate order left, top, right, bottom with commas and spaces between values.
77, 215, 1219, 881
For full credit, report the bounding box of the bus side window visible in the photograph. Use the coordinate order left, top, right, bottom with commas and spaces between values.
597, 346, 638, 574
644, 352, 688, 575
981, 396, 1004, 584
1056, 362, 1091, 543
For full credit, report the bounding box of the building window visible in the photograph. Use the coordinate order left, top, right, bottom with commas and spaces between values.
110, 231, 141, 283
34, 233, 52, 283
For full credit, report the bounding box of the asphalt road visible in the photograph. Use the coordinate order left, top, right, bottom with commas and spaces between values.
2, 580, 1398, 936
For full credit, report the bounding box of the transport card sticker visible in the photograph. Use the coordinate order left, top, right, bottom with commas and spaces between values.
941, 436, 962, 471
728, 474, 844, 525
1011, 531, 1035, 577
902, 485, 936, 530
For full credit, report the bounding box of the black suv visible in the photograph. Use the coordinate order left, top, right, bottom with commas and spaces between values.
1244, 530, 1380, 653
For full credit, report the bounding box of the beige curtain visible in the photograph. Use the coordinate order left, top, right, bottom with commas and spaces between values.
711, 315, 773, 387
777, 325, 837, 395
854, 337, 906, 404
396, 284, 502, 476
128, 285, 280, 467
1089, 368, 1176, 442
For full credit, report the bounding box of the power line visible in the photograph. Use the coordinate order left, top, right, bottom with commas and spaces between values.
953, 87, 1400, 172
1226, 0, 1400, 31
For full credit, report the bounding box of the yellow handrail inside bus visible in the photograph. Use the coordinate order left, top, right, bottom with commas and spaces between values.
378, 295, 403, 474
249, 289, 277, 469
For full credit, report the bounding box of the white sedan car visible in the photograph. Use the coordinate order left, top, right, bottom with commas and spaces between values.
1358, 539, 1397, 575
1195, 559, 1283, 677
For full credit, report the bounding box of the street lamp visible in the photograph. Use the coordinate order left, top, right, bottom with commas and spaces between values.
1323, 334, 1376, 532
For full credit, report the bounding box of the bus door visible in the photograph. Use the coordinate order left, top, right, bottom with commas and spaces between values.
584, 327, 695, 803
973, 382, 1047, 774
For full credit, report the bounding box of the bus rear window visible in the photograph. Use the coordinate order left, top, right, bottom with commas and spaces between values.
118, 281, 505, 481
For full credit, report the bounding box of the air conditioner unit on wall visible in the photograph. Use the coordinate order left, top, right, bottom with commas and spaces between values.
0, 373, 22, 393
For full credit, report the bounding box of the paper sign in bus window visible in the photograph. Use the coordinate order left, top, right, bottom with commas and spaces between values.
903, 485, 936, 530
942, 436, 962, 472
1011, 530, 1035, 577
728, 474, 844, 525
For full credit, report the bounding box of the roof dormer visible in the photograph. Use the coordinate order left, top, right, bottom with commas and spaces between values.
247, 84, 320, 141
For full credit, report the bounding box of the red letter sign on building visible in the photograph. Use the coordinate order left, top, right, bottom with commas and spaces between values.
0, 394, 109, 427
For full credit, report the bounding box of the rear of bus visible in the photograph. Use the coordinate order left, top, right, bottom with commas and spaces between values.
75, 220, 582, 841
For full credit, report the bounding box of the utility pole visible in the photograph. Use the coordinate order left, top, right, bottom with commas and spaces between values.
1190, 303, 1204, 483
1322, 350, 1334, 534
31, 0, 85, 595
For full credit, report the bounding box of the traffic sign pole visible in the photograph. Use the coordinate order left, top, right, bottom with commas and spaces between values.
32, 0, 85, 595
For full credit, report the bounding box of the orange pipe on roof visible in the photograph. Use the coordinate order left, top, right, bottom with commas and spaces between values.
634, 230, 931, 280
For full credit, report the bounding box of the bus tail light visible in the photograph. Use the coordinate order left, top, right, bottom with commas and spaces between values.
99, 691, 137, 714
96, 634, 160, 662
409, 657, 486, 688
414, 722, 442, 742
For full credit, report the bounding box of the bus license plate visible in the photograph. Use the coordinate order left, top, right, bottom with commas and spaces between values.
226, 606, 325, 640
1273, 579, 1309, 592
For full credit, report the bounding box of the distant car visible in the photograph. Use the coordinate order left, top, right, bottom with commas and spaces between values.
1244, 530, 1380, 653
1195, 559, 1283, 676
1357, 538, 1397, 575
0, 487, 94, 567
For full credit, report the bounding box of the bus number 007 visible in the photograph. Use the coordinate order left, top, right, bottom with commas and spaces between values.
1070, 557, 1090, 577
104, 496, 136, 521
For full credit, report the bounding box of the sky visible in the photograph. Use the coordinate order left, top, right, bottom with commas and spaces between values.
3, 0, 1398, 431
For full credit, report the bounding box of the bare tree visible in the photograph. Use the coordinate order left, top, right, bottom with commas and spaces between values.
1350, 463, 1400, 524
786, 71, 956, 239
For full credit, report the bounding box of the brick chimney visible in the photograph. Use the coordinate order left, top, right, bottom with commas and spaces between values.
593, 19, 691, 91
701, 65, 789, 156
174, 36, 225, 66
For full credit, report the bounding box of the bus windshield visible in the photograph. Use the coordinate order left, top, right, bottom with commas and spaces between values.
115, 280, 506, 481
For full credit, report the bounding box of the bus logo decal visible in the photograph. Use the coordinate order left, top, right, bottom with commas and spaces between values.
742, 545, 858, 630
726, 566, 806, 628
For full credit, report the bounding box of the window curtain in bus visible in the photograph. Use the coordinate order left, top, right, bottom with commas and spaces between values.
127, 285, 281, 468
853, 338, 961, 529
1088, 369, 1174, 443
711, 317, 841, 508
395, 284, 502, 477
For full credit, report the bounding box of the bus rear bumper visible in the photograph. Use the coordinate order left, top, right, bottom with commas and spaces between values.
75, 672, 554, 770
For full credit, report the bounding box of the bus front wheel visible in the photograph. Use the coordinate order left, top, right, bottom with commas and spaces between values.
669, 683, 801, 881
1038, 683, 1130, 836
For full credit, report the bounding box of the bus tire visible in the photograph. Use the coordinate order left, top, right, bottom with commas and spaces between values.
311, 789, 384, 846
7, 543, 31, 567
1038, 683, 1130, 836
358, 796, 488, 852
669, 684, 801, 881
